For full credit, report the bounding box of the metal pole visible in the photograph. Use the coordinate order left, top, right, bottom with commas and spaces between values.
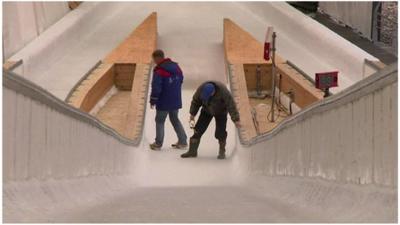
270, 32, 277, 122
256, 65, 261, 96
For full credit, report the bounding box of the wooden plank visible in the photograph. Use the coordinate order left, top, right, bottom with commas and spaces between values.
223, 17, 324, 143
243, 64, 272, 92
96, 91, 131, 134
104, 12, 157, 64
224, 18, 322, 106
67, 12, 157, 140
276, 63, 324, 108
68, 63, 114, 112
68, 1, 81, 10
3, 61, 18, 71
230, 64, 258, 141
114, 63, 136, 90
123, 64, 149, 139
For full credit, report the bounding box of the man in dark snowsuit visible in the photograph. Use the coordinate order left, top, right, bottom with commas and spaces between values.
149, 50, 187, 150
181, 81, 241, 159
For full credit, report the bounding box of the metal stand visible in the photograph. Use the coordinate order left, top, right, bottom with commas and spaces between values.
249, 65, 268, 99
256, 65, 262, 96
324, 88, 330, 98
270, 32, 277, 122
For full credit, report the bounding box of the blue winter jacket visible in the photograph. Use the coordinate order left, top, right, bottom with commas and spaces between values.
150, 58, 183, 111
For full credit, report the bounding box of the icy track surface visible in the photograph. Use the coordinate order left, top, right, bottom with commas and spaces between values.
5, 2, 395, 223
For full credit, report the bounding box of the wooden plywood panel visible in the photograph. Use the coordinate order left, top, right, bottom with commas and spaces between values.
68, 63, 114, 112
68, 1, 81, 10
243, 64, 272, 92
277, 63, 324, 108
229, 64, 258, 141
251, 99, 288, 134
223, 18, 285, 65
3, 61, 17, 71
114, 63, 136, 91
104, 12, 157, 64
123, 64, 149, 139
82, 68, 114, 112
67, 12, 156, 139
224, 19, 269, 64
95, 91, 131, 135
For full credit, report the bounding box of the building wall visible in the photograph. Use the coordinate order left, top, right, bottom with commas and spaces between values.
319, 2, 373, 40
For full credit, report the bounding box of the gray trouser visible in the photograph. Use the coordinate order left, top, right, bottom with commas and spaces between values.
155, 110, 187, 146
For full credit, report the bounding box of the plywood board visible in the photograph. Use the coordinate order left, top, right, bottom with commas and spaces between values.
276, 63, 324, 108
123, 63, 149, 139
223, 18, 285, 65
3, 61, 18, 71
104, 12, 157, 64
229, 64, 258, 141
68, 63, 114, 112
95, 91, 131, 134
67, 12, 157, 140
224, 18, 323, 109
114, 63, 136, 90
243, 63, 272, 92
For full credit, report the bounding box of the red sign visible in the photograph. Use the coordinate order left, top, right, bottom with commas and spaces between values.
264, 27, 273, 61
264, 42, 270, 61
315, 71, 338, 89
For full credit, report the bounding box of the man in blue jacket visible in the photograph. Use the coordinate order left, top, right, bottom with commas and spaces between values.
149, 50, 187, 150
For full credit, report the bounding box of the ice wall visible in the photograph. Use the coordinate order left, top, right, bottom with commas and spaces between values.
244, 65, 397, 187
3, 73, 136, 181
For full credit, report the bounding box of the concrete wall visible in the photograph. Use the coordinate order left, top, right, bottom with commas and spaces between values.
319, 2, 373, 40
247, 64, 397, 187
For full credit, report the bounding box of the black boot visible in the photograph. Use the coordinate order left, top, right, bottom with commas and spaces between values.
181, 138, 200, 158
217, 140, 226, 159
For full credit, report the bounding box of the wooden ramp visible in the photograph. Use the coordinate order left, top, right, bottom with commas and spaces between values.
67, 12, 157, 140
223, 18, 323, 141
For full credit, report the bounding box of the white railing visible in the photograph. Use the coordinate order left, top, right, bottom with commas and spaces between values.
245, 64, 397, 187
